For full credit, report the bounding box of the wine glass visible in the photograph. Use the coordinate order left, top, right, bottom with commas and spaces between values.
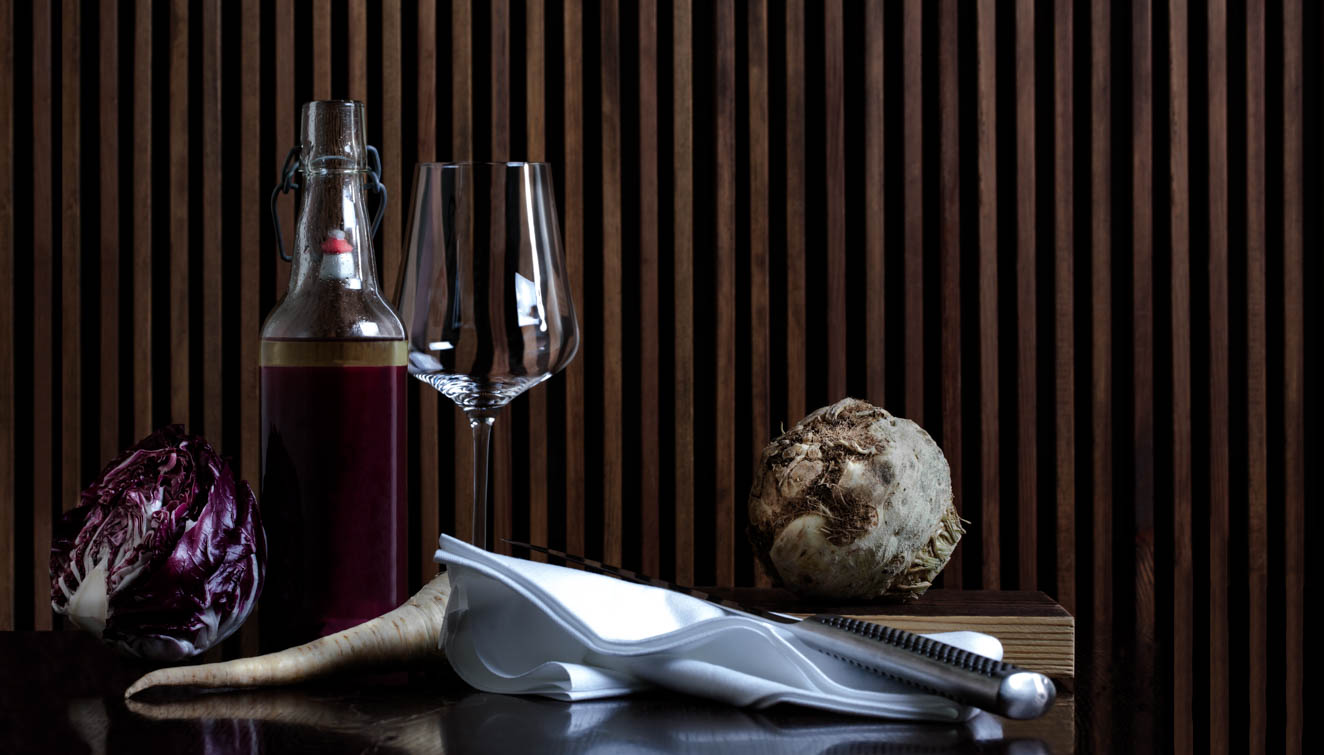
395, 162, 579, 551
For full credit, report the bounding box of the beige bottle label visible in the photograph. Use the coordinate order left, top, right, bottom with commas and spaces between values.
260, 339, 408, 367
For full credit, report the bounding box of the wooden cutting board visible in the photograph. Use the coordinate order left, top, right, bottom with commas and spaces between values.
706, 589, 1075, 682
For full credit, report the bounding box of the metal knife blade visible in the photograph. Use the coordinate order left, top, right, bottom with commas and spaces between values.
503, 539, 1057, 720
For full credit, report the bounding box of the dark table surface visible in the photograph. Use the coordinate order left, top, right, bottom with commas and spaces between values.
0, 631, 1076, 754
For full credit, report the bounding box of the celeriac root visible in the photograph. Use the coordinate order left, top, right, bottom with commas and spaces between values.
125, 571, 451, 698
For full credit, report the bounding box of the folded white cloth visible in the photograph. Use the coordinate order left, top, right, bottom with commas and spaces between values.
434, 535, 1004, 722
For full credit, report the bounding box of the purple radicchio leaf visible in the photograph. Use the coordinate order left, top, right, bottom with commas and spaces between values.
49, 425, 267, 660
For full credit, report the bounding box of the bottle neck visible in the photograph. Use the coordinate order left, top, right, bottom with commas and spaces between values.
287, 171, 379, 295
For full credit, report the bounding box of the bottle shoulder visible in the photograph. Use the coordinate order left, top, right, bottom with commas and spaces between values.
261, 283, 406, 340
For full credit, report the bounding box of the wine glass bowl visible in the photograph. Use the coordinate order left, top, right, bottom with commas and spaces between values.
395, 162, 578, 549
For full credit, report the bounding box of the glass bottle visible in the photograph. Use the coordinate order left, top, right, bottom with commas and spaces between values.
259, 101, 407, 650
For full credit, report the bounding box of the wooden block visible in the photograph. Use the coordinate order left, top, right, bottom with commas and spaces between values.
708, 589, 1075, 681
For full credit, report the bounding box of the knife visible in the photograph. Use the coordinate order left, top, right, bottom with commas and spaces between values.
502, 539, 1056, 720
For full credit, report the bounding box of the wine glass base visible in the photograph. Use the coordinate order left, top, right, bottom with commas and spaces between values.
414, 373, 548, 411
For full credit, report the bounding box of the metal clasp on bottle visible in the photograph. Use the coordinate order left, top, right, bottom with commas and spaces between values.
269, 145, 389, 263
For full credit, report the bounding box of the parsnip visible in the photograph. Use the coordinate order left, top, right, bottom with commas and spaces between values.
125, 571, 451, 698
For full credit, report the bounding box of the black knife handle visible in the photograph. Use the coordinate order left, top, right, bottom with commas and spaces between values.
793, 614, 1056, 720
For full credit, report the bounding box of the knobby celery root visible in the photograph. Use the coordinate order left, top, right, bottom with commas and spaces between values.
125, 571, 451, 698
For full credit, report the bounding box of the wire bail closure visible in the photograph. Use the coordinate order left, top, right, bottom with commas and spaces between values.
269, 145, 388, 263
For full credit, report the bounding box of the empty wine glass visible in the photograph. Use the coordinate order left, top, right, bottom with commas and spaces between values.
395, 162, 579, 551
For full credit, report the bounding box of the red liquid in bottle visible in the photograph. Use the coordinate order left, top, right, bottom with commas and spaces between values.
260, 354, 407, 649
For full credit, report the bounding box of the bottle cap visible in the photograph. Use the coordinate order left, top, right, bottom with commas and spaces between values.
321, 229, 354, 255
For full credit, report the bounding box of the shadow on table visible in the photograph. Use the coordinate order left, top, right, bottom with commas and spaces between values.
87, 687, 1053, 755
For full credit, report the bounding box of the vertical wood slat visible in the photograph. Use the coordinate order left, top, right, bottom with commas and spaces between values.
975, 0, 999, 591
0, 0, 13, 630
563, 0, 586, 563
312, 0, 330, 100
526, 0, 548, 563
132, 0, 151, 440
902, 0, 923, 425
1052, 0, 1074, 614
747, 0, 772, 587
714, 0, 736, 586
380, 0, 403, 296
490, 0, 513, 556
600, 0, 623, 565
783, 0, 805, 425
1244, 0, 1269, 748
1014, 0, 1037, 590
864, 0, 884, 407
1205, 0, 1231, 748
451, 0, 472, 547
347, 0, 367, 102
169, 0, 187, 428
1131, 0, 1156, 747
1089, 0, 1115, 748
416, 0, 439, 577
1280, 1, 1305, 750
238, 0, 261, 657
671, 0, 693, 584
202, 0, 222, 444
937, 0, 961, 589
274, 0, 293, 299
823, 0, 845, 401
98, 0, 118, 462
31, 0, 54, 630
638, 0, 660, 575
1167, 0, 1193, 750
60, 0, 80, 514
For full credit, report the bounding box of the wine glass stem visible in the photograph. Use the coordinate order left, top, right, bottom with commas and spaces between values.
468, 412, 495, 550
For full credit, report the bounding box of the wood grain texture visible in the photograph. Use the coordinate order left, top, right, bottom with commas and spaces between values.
1051, 0, 1074, 615
714, 0, 736, 586
168, 0, 187, 428
59, 0, 80, 513
638, 0, 660, 576
526, 0, 548, 563
490, 0, 513, 556
902, 0, 923, 426
31, 0, 54, 630
600, 0, 623, 565
1131, 0, 1156, 747
380, 0, 402, 296
97, 0, 118, 462
1205, 1, 1230, 747
450, 0, 472, 548
975, 0, 999, 591
1014, 0, 1037, 591
823, 0, 846, 401
0, 0, 12, 630
1280, 2, 1304, 750
238, 0, 261, 658
1166, 0, 1193, 750
1089, 2, 1114, 747
312, 0, 330, 100
783, 0, 805, 425
671, 0, 694, 584
131, 0, 152, 440
747, 0, 772, 587
348, 0, 366, 101
202, 0, 222, 443
937, 0, 961, 589
416, 0, 439, 578
274, 0, 293, 299
1243, 0, 1268, 748
864, 0, 884, 406
563, 0, 586, 562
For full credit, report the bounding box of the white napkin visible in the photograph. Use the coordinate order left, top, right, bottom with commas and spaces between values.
434, 535, 1003, 722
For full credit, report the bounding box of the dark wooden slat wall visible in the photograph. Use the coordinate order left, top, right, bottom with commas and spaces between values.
0, 2, 1312, 752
